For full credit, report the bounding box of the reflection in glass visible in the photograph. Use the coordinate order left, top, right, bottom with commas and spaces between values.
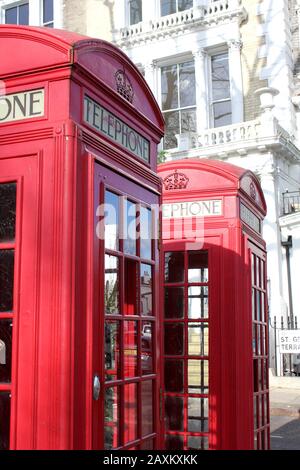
165, 359, 183, 392
179, 61, 196, 108
165, 396, 183, 431
105, 322, 120, 382
188, 359, 209, 393
0, 183, 16, 243
124, 199, 136, 256
140, 207, 152, 260
124, 259, 138, 315
188, 436, 209, 450
188, 251, 208, 283
165, 252, 184, 283
141, 264, 152, 316
165, 434, 184, 450
124, 383, 137, 443
140, 439, 154, 450
188, 397, 209, 432
105, 255, 119, 314
211, 53, 230, 101
163, 111, 179, 150
105, 190, 119, 251
104, 387, 119, 449
141, 381, 153, 436
188, 323, 209, 357
213, 101, 232, 127
164, 287, 184, 319
124, 321, 138, 377
0, 320, 12, 383
164, 323, 184, 356
161, 65, 178, 110
256, 291, 261, 322
188, 286, 208, 319
142, 322, 153, 375
0, 392, 10, 450
181, 109, 196, 133
0, 250, 15, 312
130, 0, 142, 25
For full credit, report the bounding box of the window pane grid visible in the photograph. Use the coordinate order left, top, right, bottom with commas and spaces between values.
103, 188, 156, 449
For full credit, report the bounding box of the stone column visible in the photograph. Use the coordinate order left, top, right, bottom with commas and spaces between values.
144, 61, 157, 96
192, 48, 210, 133
227, 39, 244, 123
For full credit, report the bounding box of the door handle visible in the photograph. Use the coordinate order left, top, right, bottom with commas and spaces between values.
93, 374, 101, 401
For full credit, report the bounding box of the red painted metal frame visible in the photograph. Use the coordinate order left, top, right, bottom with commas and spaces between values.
0, 25, 163, 450
158, 159, 268, 450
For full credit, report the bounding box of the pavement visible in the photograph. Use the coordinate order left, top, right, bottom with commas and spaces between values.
269, 372, 300, 450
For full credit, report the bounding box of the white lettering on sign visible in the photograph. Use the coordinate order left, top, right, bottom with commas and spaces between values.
240, 202, 261, 234
162, 200, 222, 219
279, 330, 300, 354
84, 95, 150, 163
0, 89, 44, 124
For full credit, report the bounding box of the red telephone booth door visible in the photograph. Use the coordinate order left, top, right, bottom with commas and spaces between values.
0, 155, 39, 450
93, 161, 160, 450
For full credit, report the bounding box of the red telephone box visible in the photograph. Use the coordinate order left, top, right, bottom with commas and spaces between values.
158, 159, 269, 450
0, 25, 163, 450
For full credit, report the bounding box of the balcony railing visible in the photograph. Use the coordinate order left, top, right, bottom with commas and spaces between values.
195, 119, 262, 148
282, 191, 300, 215
116, 0, 246, 45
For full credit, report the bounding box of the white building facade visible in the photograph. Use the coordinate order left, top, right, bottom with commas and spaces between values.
1, 0, 300, 374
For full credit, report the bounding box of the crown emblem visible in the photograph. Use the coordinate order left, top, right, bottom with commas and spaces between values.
115, 70, 134, 103
163, 170, 189, 191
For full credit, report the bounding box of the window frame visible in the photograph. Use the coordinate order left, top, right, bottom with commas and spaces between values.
128, 0, 143, 26
3, 1, 29, 25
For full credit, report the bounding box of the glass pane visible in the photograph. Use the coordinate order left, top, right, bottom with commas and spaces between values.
179, 61, 195, 108
252, 288, 255, 321
19, 3, 29, 25
188, 397, 209, 432
140, 439, 154, 450
124, 199, 136, 256
142, 321, 153, 375
163, 111, 180, 149
0, 250, 15, 312
105, 190, 119, 251
261, 293, 265, 324
5, 7, 17, 24
124, 383, 137, 443
213, 101, 232, 128
188, 286, 209, 319
165, 359, 183, 392
124, 321, 138, 377
141, 381, 153, 436
140, 207, 152, 260
256, 291, 261, 322
161, 65, 178, 110
188, 251, 208, 283
180, 108, 196, 133
164, 287, 184, 319
0, 320, 12, 383
188, 435, 209, 450
165, 396, 183, 431
178, 0, 193, 11
165, 434, 184, 450
104, 387, 119, 449
161, 0, 176, 16
211, 53, 230, 101
254, 396, 258, 430
105, 321, 120, 381
164, 323, 184, 356
188, 323, 209, 356
130, 0, 142, 25
105, 255, 119, 314
0, 183, 16, 243
165, 252, 184, 283
43, 0, 53, 23
124, 259, 138, 315
188, 359, 209, 393
0, 392, 10, 450
141, 264, 152, 316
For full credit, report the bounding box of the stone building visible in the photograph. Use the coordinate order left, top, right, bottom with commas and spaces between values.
1, 0, 300, 375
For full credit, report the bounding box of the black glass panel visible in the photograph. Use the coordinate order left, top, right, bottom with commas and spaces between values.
0, 183, 16, 242
0, 250, 15, 312
164, 287, 184, 319
165, 434, 184, 450
165, 396, 183, 431
164, 252, 184, 283
164, 323, 184, 355
188, 251, 208, 282
0, 392, 10, 450
164, 359, 183, 392
0, 320, 12, 383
